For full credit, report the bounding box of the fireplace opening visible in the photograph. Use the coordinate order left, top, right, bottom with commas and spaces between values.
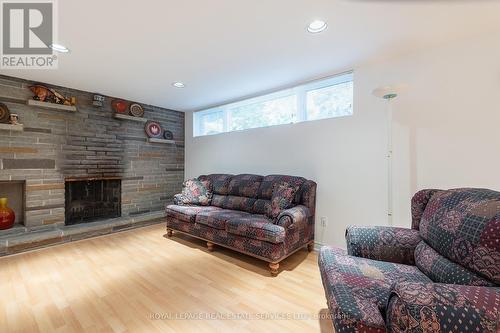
65, 179, 121, 225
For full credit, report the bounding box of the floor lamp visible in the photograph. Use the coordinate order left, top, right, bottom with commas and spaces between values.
372, 86, 399, 226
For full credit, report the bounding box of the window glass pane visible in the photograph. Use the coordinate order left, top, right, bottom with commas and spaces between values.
306, 80, 353, 120
193, 72, 354, 137
199, 111, 224, 136
229, 94, 297, 131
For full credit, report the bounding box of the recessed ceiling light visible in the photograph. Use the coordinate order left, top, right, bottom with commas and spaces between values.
172, 82, 185, 88
49, 43, 70, 53
307, 20, 327, 33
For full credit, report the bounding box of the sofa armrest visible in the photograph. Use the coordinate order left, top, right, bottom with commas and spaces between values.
276, 205, 310, 228
387, 282, 499, 333
346, 226, 421, 265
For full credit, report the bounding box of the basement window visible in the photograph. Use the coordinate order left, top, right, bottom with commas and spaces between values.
193, 71, 353, 137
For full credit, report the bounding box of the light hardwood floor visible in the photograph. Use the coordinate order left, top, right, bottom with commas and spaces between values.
0, 224, 334, 333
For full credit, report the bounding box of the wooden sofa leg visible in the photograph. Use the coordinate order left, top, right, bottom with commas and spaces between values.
269, 262, 280, 277
307, 243, 314, 252
166, 228, 173, 237
207, 241, 215, 252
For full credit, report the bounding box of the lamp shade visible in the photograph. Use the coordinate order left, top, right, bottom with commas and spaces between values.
372, 86, 399, 100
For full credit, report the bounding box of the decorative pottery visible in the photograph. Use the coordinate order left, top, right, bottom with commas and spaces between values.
9, 113, 19, 125
29, 85, 73, 105
129, 103, 144, 117
163, 130, 173, 140
145, 121, 163, 138
29, 85, 52, 102
0, 198, 15, 230
0, 103, 10, 123
111, 99, 128, 113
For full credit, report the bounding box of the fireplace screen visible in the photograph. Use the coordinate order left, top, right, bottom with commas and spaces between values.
65, 179, 121, 225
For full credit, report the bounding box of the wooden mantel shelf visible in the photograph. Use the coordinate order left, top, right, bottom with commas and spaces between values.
0, 123, 24, 131
27, 99, 77, 112
148, 138, 176, 144
113, 113, 148, 123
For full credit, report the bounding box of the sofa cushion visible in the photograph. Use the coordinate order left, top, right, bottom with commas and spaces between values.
387, 282, 500, 333
419, 188, 500, 284
414, 241, 495, 286
257, 175, 305, 200
268, 182, 299, 219
177, 179, 213, 206
167, 215, 314, 262
252, 199, 271, 215
227, 174, 263, 198
318, 246, 431, 332
165, 205, 221, 223
215, 195, 257, 213
198, 174, 232, 195
195, 209, 250, 230
226, 215, 286, 244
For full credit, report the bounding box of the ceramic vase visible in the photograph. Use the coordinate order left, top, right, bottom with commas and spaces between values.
0, 197, 15, 230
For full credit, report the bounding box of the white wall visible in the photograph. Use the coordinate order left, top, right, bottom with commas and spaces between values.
185, 33, 500, 248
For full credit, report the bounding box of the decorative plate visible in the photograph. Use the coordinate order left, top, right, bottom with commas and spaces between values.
111, 99, 128, 113
129, 103, 144, 117
145, 121, 163, 138
163, 130, 173, 140
0, 103, 10, 123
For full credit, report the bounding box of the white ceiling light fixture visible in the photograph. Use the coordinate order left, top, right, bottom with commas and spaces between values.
307, 20, 327, 33
49, 43, 70, 53
172, 82, 185, 88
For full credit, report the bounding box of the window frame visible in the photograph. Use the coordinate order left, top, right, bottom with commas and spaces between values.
193, 71, 353, 137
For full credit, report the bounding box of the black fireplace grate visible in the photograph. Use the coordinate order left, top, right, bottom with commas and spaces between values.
65, 179, 121, 225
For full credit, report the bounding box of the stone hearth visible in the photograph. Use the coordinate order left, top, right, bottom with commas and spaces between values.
0, 75, 185, 255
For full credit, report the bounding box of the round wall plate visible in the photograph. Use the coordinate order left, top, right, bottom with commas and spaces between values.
129, 103, 144, 117
0, 103, 11, 123
145, 121, 163, 138
163, 130, 173, 140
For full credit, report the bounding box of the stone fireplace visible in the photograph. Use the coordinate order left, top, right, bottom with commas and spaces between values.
0, 75, 185, 256
65, 179, 121, 225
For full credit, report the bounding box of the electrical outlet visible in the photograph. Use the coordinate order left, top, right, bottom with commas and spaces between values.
320, 217, 328, 228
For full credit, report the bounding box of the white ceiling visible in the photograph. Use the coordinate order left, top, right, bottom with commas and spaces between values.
2, 0, 500, 111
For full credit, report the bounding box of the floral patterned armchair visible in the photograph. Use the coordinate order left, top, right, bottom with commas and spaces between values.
319, 188, 499, 332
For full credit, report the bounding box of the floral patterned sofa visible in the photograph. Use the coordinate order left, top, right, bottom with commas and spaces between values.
319, 188, 499, 332
165, 174, 316, 276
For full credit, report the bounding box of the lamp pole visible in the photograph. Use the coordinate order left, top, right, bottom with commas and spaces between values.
384, 93, 397, 226
372, 87, 398, 226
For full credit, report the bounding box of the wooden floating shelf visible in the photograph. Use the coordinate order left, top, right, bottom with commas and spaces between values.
0, 123, 23, 131
113, 113, 148, 122
27, 99, 77, 112
148, 138, 176, 144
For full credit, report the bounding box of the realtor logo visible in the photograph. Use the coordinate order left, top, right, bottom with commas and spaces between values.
1, 0, 57, 69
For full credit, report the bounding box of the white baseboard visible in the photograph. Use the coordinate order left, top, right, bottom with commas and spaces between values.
313, 242, 323, 251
